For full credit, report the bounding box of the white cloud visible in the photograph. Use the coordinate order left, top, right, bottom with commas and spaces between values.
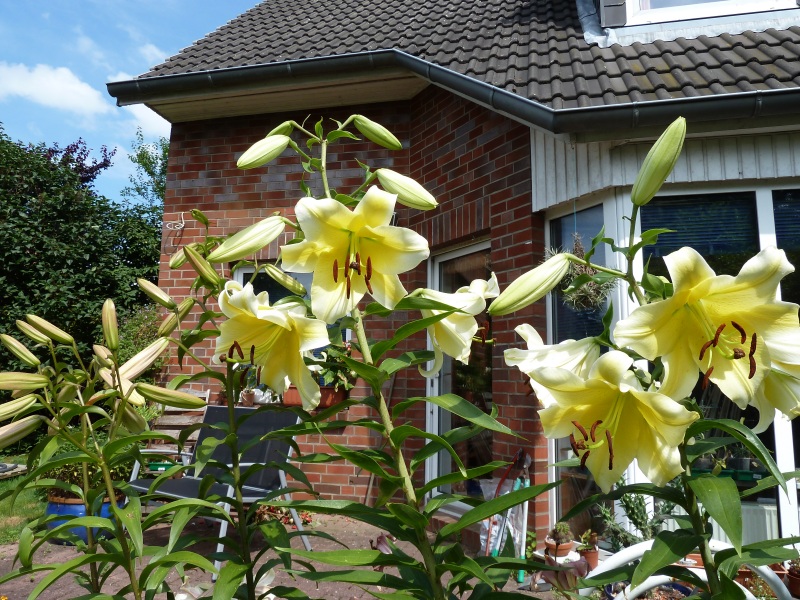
122, 104, 171, 138
0, 62, 113, 117
108, 70, 133, 83
139, 43, 167, 65
75, 32, 112, 70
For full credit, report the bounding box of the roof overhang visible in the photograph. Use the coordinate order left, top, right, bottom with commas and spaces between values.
107, 49, 800, 139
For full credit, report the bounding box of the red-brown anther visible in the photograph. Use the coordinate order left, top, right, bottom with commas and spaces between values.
344, 257, 350, 278
749, 356, 757, 379
580, 451, 590, 469
569, 434, 580, 456
239, 370, 247, 387
702, 366, 714, 389
228, 344, 236, 359
232, 341, 244, 359
219, 354, 227, 362
731, 321, 746, 344
572, 420, 589, 440
250, 345, 256, 364
590, 420, 603, 443
366, 256, 372, 280
699, 340, 714, 361
605, 429, 614, 470
355, 252, 362, 275
346, 276, 352, 299
712, 323, 726, 346
365, 278, 374, 294
333, 259, 339, 283
749, 332, 758, 357
256, 366, 262, 382
733, 348, 745, 359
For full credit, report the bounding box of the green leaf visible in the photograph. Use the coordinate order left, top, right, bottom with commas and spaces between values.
386, 502, 429, 533
390, 424, 466, 477
717, 545, 799, 580
327, 130, 359, 143
113, 496, 143, 557
715, 572, 747, 600
584, 225, 606, 263
687, 418, 786, 493
258, 519, 292, 569
561, 483, 687, 521
18, 525, 33, 568
418, 462, 506, 498
371, 311, 456, 361
631, 530, 703, 588
326, 441, 399, 482
741, 470, 800, 499
297, 568, 411, 589
421, 394, 516, 437
379, 351, 435, 376
285, 548, 421, 568
688, 475, 742, 554
437, 482, 558, 540
212, 561, 249, 600
341, 356, 387, 390
686, 436, 737, 463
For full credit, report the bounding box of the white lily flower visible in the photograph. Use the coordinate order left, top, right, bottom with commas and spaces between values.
414, 274, 499, 377
281, 186, 429, 323
214, 281, 330, 409
614, 247, 800, 425
535, 351, 699, 493
504, 324, 600, 406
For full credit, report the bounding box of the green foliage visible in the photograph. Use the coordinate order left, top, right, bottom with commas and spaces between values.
121, 127, 168, 207
0, 126, 161, 370
117, 303, 166, 383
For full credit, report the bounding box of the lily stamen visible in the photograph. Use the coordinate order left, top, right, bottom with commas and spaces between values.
250, 345, 256, 364
366, 256, 372, 280
712, 323, 726, 346
590, 419, 602, 442
749, 332, 758, 357
699, 340, 714, 361
333, 259, 339, 282
346, 276, 351, 299
606, 429, 614, 470
572, 420, 589, 439
731, 321, 746, 344
702, 366, 714, 389
732, 348, 745, 359
355, 252, 362, 275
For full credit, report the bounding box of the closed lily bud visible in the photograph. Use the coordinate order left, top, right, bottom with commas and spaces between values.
376, 169, 438, 211
16, 320, 50, 345
488, 254, 571, 317
102, 299, 119, 351
237, 135, 291, 170
0, 373, 50, 391
136, 383, 208, 409
120, 402, 147, 433
120, 338, 170, 380
268, 121, 294, 136
93, 344, 114, 368
0, 394, 38, 421
353, 115, 402, 150
207, 215, 286, 263
25, 315, 74, 346
0, 335, 40, 368
0, 416, 42, 450
169, 246, 188, 269
264, 263, 307, 296
137, 278, 177, 309
158, 298, 195, 337
631, 117, 686, 207
183, 245, 222, 288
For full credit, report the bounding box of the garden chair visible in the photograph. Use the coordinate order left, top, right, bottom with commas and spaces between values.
129, 405, 312, 576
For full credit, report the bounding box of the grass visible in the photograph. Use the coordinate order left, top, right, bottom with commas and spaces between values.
0, 455, 45, 545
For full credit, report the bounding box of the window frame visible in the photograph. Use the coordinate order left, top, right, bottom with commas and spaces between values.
626, 0, 796, 25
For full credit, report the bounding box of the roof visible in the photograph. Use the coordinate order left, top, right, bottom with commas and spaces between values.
108, 0, 800, 133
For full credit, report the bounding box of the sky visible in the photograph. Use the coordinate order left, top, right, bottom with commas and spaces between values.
0, 1, 256, 201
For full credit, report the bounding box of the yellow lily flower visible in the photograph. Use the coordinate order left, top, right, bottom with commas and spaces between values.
614, 247, 800, 422
413, 274, 499, 377
280, 186, 429, 323
214, 281, 331, 409
535, 351, 699, 493
504, 324, 600, 406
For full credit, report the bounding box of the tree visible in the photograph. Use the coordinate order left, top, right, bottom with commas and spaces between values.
0, 125, 161, 367
121, 127, 169, 207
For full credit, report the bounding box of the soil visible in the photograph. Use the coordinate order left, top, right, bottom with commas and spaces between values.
0, 514, 558, 599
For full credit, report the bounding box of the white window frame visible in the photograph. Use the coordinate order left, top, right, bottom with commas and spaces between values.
626, 0, 796, 25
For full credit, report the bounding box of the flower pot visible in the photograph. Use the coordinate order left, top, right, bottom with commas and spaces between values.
729, 457, 750, 471
579, 547, 599, 570
45, 492, 116, 545
786, 571, 800, 597
544, 536, 575, 557
240, 390, 255, 407
282, 386, 347, 409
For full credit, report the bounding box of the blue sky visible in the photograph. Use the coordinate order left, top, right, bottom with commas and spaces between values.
0, 1, 255, 201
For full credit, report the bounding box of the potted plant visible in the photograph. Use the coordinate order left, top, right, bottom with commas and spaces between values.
545, 521, 575, 557
237, 364, 259, 407
728, 443, 751, 471
577, 528, 600, 570
283, 343, 357, 408
786, 558, 800, 596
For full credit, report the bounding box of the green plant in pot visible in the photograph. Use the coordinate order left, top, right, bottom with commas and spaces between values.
545, 521, 575, 557
786, 558, 800, 596
577, 529, 600, 571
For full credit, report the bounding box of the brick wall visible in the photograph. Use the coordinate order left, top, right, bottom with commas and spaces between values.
158, 87, 549, 538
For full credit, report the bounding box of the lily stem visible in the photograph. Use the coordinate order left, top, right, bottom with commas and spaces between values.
626, 205, 648, 306
351, 307, 446, 600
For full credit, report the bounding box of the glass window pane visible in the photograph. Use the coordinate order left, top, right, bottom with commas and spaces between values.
646, 0, 729, 8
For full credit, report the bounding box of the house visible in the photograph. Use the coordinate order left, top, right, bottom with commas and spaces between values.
108, 0, 800, 542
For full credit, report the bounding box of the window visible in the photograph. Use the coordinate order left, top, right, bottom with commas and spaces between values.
233, 266, 312, 302
627, 0, 796, 25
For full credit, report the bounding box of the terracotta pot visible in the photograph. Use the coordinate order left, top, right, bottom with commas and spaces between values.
579, 547, 599, 570
786, 571, 800, 597
544, 536, 575, 557
240, 390, 255, 407
282, 386, 347, 409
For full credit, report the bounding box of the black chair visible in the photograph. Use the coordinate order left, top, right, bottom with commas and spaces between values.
129, 405, 312, 575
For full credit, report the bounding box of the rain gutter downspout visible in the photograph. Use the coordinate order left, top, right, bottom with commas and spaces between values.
107, 50, 800, 136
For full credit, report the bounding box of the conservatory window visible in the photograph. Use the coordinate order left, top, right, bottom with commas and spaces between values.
627, 0, 796, 25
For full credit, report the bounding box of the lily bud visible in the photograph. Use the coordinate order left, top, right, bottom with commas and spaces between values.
183, 245, 222, 288
488, 254, 571, 317
16, 320, 50, 345
0, 416, 42, 450
0, 373, 50, 391
25, 315, 74, 346
268, 121, 294, 136
0, 394, 38, 421
102, 299, 119, 351
237, 135, 291, 170
353, 115, 402, 150
169, 246, 188, 269
263, 263, 307, 296
136, 383, 208, 409
136, 278, 177, 309
375, 169, 438, 211
93, 344, 114, 368
631, 117, 686, 207
119, 337, 170, 380
0, 335, 40, 368
119, 402, 147, 433
207, 215, 286, 263
158, 298, 195, 337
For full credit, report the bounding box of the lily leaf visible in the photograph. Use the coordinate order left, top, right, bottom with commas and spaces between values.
631, 530, 703, 588
688, 475, 742, 554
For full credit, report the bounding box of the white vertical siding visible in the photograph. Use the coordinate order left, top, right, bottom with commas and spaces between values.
530, 130, 800, 211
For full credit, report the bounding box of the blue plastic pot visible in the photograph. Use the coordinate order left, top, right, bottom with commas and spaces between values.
45, 495, 114, 545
